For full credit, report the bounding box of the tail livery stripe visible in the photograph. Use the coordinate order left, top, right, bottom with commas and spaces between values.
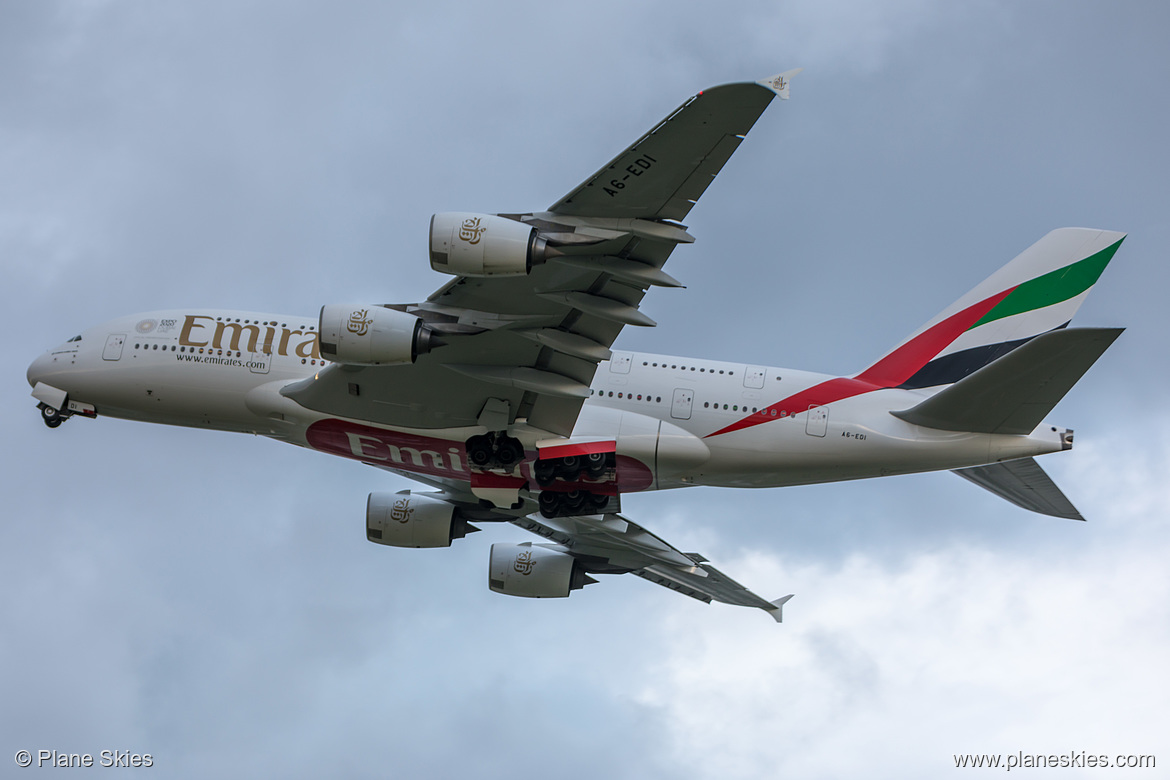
970, 239, 1120, 328
897, 327, 1064, 389
852, 290, 1013, 387
707, 231, 1123, 439
706, 289, 1014, 438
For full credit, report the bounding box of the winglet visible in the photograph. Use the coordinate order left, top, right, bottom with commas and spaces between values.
757, 68, 803, 99
765, 594, 795, 623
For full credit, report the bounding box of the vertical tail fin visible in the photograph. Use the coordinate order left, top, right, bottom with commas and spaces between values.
856, 228, 1124, 389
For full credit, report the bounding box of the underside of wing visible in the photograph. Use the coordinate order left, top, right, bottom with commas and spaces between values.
508, 511, 793, 621
284, 72, 799, 439
550, 70, 800, 221
953, 457, 1083, 520
363, 460, 792, 620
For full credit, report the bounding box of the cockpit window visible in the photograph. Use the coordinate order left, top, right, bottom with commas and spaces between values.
67, 335, 82, 342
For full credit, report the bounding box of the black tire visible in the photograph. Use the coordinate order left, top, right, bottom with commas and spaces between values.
556, 455, 582, 480
584, 452, 608, 479
534, 459, 557, 485
41, 406, 63, 428
495, 437, 523, 467
538, 491, 561, 518
466, 435, 494, 468
562, 490, 586, 512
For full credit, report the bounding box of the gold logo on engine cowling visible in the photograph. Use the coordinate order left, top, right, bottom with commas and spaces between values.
347, 309, 373, 336
458, 217, 486, 245
390, 497, 414, 524
513, 550, 536, 575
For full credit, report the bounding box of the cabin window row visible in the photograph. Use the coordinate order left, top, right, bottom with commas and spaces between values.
589, 389, 662, 403
642, 361, 734, 376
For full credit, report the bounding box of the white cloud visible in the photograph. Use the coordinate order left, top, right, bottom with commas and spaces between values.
631, 426, 1170, 779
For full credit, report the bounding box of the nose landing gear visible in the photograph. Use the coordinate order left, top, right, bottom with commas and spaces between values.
39, 403, 67, 429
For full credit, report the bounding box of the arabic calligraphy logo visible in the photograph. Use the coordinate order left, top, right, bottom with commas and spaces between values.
513, 550, 536, 575
458, 216, 486, 245
390, 497, 414, 524
346, 308, 373, 336
767, 75, 788, 92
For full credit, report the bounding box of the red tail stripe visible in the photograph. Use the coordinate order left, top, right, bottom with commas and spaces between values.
853, 288, 1014, 386
706, 287, 1015, 438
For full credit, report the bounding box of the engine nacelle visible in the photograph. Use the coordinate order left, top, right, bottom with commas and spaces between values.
319, 305, 441, 365
366, 491, 475, 548
488, 542, 590, 598
429, 212, 550, 277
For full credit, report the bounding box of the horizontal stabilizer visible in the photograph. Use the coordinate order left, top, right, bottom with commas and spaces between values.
954, 457, 1083, 520
891, 327, 1122, 434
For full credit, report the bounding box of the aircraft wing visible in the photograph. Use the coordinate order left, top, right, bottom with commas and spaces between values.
284, 71, 799, 437
370, 464, 793, 621
509, 511, 794, 621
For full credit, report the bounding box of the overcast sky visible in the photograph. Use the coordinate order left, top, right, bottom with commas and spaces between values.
2, 1, 1167, 777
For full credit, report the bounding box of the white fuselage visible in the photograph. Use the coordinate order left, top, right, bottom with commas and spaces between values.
27, 309, 1069, 494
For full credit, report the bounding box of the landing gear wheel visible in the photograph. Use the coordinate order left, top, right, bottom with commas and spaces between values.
538, 491, 561, 518
534, 459, 557, 486
494, 437, 523, 468
586, 492, 610, 512
556, 455, 582, 480
466, 434, 494, 468
583, 452, 608, 479
562, 490, 586, 512
41, 405, 64, 429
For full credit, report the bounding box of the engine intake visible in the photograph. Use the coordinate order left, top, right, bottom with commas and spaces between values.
319, 305, 441, 365
367, 491, 477, 548
429, 212, 551, 277
488, 542, 592, 598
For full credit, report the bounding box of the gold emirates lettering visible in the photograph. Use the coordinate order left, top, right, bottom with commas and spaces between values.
179, 315, 320, 359
513, 550, 536, 575
458, 217, 485, 244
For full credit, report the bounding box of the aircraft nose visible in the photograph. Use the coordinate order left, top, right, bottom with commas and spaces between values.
27, 351, 53, 388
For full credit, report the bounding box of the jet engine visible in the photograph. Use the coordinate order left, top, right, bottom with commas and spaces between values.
429, 212, 552, 277
487, 543, 593, 598
319, 305, 442, 365
366, 491, 477, 548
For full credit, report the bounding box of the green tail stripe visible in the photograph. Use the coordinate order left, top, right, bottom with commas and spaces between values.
971, 238, 1123, 329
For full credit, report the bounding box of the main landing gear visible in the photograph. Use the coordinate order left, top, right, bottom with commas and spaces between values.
465, 431, 525, 471
538, 488, 612, 518
534, 451, 618, 519
463, 433, 621, 519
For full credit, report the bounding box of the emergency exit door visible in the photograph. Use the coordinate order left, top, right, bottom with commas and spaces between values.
102, 334, 126, 361
805, 405, 828, 437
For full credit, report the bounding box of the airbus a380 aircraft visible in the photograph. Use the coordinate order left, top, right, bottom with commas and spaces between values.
27, 71, 1125, 621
